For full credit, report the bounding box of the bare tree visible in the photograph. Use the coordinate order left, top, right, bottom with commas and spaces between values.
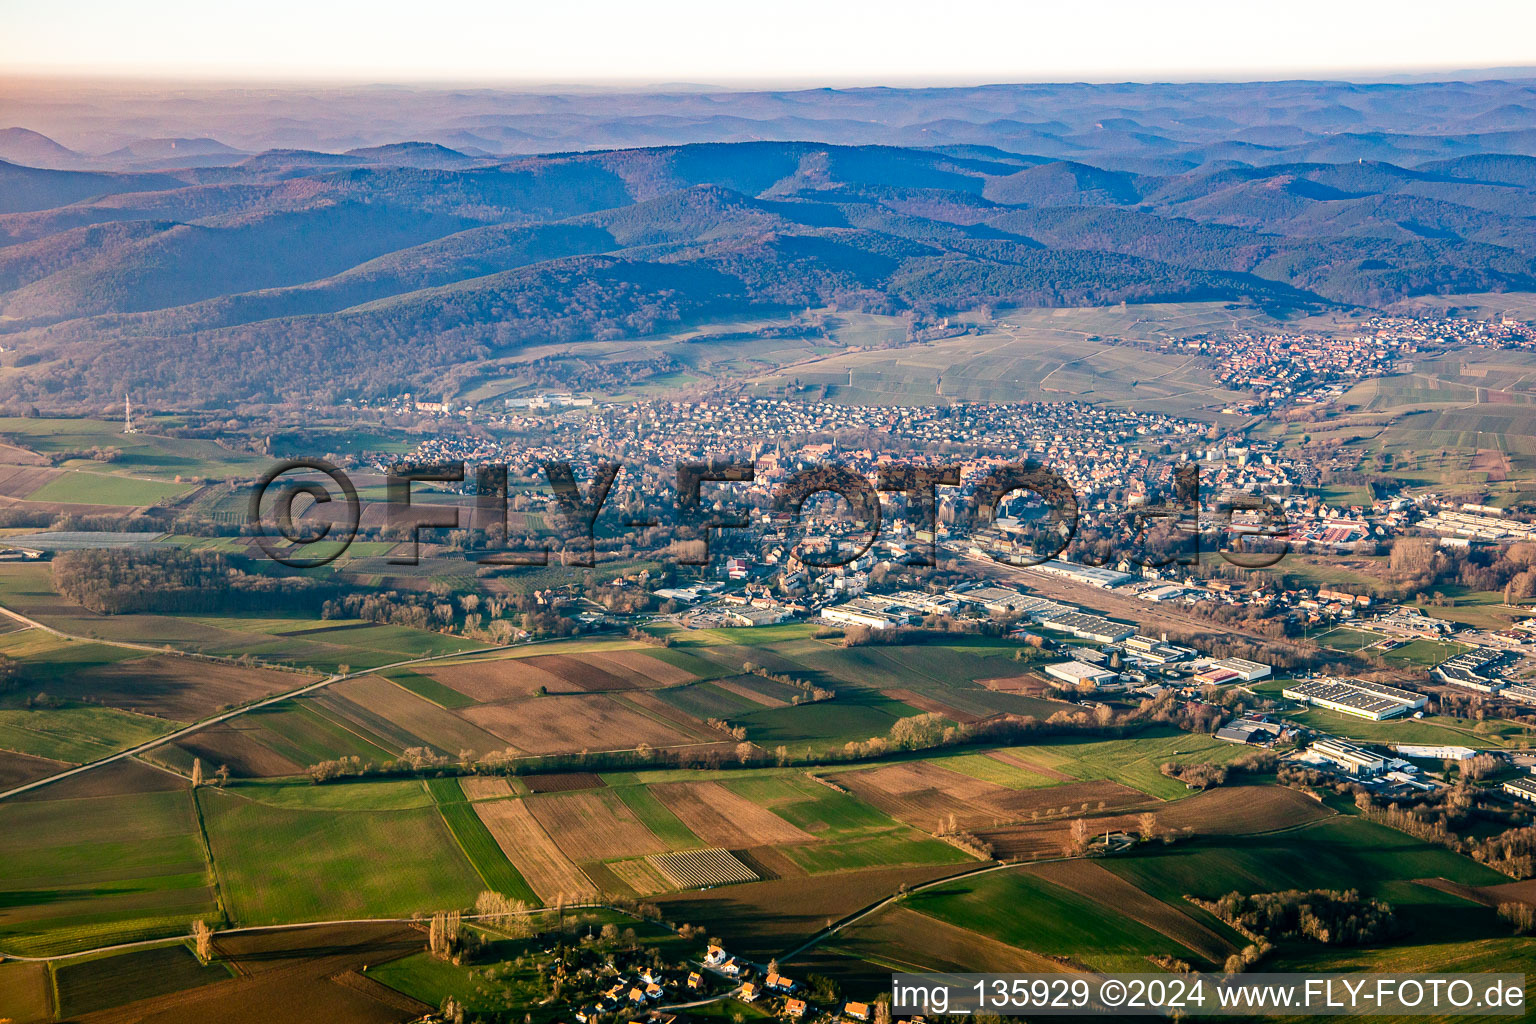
191, 919, 213, 962
1069, 817, 1091, 855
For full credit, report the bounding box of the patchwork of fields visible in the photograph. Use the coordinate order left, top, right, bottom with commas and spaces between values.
0, 551, 1531, 1016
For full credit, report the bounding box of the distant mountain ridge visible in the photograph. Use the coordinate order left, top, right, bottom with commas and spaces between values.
0, 110, 1530, 407
7, 77, 1536, 172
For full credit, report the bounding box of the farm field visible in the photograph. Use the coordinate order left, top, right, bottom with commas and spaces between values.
1101, 813, 1510, 940
610, 781, 703, 848
376, 666, 477, 709
527, 787, 669, 861
904, 866, 1201, 963
646, 848, 760, 888
0, 702, 177, 763
1023, 859, 1238, 963
0, 628, 145, 682
190, 698, 399, 770
721, 773, 973, 873
0, 417, 266, 480
999, 729, 1254, 799
0, 747, 68, 789
937, 751, 1069, 789
110, 922, 433, 1024
522, 771, 604, 793
472, 796, 598, 902
53, 942, 232, 1018
0, 774, 215, 956
649, 780, 814, 847
837, 759, 1150, 832
417, 641, 703, 701
28, 649, 312, 722
660, 862, 979, 960
0, 959, 51, 1023
460, 693, 701, 754
0, 565, 488, 673
26, 470, 193, 506
200, 783, 484, 924
812, 904, 1066, 990
427, 777, 539, 904
326, 674, 505, 756
459, 776, 518, 800
735, 690, 931, 749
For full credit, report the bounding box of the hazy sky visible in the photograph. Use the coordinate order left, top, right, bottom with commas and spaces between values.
3, 0, 1534, 84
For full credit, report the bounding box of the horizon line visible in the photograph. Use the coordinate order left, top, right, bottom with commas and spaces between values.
4, 64, 1536, 93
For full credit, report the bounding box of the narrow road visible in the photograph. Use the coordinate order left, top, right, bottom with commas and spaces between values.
0, 604, 617, 802
0, 904, 610, 962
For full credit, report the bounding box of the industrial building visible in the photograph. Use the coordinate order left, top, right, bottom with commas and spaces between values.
1502, 776, 1536, 804
1282, 678, 1418, 720
1025, 558, 1134, 589
1504, 683, 1536, 706
949, 586, 1034, 614
883, 590, 964, 617
819, 598, 916, 631
1211, 657, 1271, 682
1215, 718, 1284, 744
1045, 660, 1122, 690
1311, 738, 1387, 776
1349, 678, 1428, 710
1433, 649, 1505, 692
1035, 609, 1135, 644
1120, 635, 1197, 665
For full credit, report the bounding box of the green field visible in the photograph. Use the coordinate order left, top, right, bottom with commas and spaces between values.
1103, 816, 1506, 910
642, 646, 731, 679
371, 950, 508, 1014
781, 833, 972, 873
1012, 729, 1251, 800
0, 787, 216, 956
906, 868, 1196, 958
200, 784, 484, 924
0, 703, 177, 762
611, 783, 704, 849
223, 777, 434, 811
654, 681, 762, 719
934, 752, 1064, 789
227, 700, 398, 767
426, 777, 539, 904
0, 417, 267, 480
0, 630, 144, 683
0, 565, 489, 674
1314, 626, 1470, 666
722, 773, 973, 872
378, 667, 478, 709
737, 690, 929, 748
1268, 935, 1536, 1024
27, 470, 193, 506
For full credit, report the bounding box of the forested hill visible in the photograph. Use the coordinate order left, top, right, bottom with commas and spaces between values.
0, 138, 1534, 407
